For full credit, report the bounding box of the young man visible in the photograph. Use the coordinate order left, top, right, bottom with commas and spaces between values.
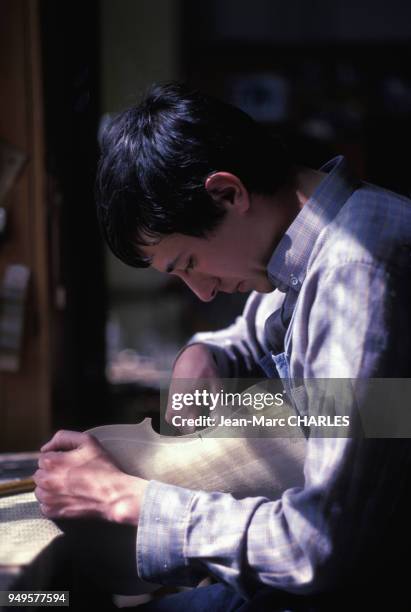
34, 83, 411, 610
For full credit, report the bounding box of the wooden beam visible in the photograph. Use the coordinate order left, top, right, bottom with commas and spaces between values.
0, 0, 51, 450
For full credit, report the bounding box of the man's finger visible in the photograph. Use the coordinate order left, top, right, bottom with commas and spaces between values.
40, 430, 91, 453
39, 500, 100, 520
35, 486, 56, 504
38, 451, 64, 469
38, 449, 93, 470
33, 468, 65, 492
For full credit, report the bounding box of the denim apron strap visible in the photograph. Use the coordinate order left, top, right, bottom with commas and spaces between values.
259, 350, 290, 381
258, 352, 280, 378
260, 350, 309, 439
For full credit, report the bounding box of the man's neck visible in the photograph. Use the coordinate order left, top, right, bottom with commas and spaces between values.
252, 167, 328, 271
293, 167, 327, 210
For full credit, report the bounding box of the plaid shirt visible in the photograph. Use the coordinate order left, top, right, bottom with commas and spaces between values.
137, 157, 411, 597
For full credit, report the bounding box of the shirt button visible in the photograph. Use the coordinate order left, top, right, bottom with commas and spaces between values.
290, 274, 299, 287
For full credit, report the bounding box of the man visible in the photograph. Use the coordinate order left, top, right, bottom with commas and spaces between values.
34, 82, 411, 610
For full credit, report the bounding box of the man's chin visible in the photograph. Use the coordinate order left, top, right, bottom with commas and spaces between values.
256, 279, 275, 293
236, 280, 248, 293
237, 279, 274, 294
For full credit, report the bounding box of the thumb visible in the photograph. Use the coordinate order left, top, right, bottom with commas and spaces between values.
40, 430, 89, 453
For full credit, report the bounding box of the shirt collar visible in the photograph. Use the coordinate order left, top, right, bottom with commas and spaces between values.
267, 155, 361, 292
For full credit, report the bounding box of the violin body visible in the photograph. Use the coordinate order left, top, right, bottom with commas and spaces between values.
88, 417, 306, 500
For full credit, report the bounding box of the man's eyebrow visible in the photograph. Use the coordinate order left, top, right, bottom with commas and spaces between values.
165, 253, 183, 274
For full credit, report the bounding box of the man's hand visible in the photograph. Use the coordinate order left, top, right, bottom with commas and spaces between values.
34, 430, 148, 526
165, 344, 221, 433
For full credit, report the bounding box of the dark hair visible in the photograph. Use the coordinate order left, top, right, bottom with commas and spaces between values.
96, 81, 293, 268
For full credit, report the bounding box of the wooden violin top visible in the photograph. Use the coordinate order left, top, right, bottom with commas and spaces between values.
88, 418, 307, 500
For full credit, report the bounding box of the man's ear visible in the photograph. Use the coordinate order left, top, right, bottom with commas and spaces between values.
204, 172, 250, 213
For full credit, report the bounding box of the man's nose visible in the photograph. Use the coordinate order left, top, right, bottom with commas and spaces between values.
181, 273, 217, 302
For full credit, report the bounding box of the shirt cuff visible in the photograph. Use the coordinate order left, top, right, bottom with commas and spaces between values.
136, 480, 204, 586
